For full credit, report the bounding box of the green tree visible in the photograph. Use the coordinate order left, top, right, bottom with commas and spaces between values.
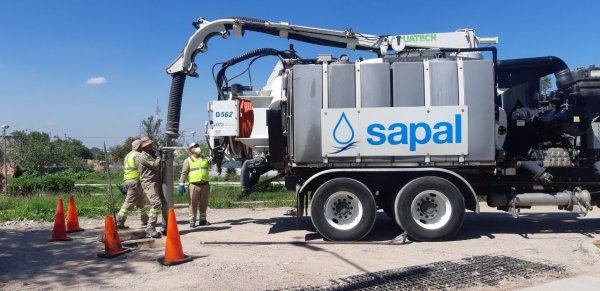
109, 137, 137, 163
10, 131, 54, 175
52, 137, 92, 171
140, 116, 164, 147
10, 131, 93, 175
540, 75, 552, 94
89, 147, 104, 160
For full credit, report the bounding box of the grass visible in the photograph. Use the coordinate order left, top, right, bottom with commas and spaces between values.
173, 185, 295, 208
0, 185, 295, 222
69, 170, 244, 184
0, 193, 120, 222
61, 171, 119, 184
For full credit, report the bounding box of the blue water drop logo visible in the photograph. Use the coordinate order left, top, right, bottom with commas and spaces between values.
333, 112, 355, 145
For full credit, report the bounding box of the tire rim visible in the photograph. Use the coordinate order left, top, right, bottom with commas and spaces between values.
410, 190, 451, 230
324, 191, 363, 230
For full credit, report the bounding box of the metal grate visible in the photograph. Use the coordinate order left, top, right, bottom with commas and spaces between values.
284, 255, 566, 290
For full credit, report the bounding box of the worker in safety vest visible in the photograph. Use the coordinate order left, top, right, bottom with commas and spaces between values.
179, 142, 211, 228
138, 136, 163, 238
117, 139, 149, 229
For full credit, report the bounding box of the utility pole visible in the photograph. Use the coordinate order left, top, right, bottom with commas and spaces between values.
1, 124, 9, 193
191, 130, 196, 143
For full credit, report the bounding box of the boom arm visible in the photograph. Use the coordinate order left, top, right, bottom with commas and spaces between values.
167, 17, 497, 76
165, 17, 498, 138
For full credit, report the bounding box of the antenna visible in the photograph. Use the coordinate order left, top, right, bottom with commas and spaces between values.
155, 98, 161, 119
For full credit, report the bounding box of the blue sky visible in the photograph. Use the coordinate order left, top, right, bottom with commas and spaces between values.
1, 0, 599, 148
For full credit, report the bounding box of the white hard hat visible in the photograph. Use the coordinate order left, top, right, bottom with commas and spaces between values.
188, 142, 199, 149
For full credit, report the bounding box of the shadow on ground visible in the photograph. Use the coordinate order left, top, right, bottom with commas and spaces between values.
211, 210, 600, 242
456, 211, 600, 240
0, 226, 154, 288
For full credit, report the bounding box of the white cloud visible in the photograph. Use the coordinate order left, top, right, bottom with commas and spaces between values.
86, 76, 107, 85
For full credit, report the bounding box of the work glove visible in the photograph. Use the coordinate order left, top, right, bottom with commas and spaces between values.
178, 183, 185, 195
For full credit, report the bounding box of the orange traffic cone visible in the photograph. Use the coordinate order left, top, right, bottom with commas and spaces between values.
48, 198, 72, 242
158, 208, 193, 266
66, 196, 84, 233
97, 216, 131, 258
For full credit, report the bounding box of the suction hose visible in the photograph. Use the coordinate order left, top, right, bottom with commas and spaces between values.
497, 56, 575, 89
166, 72, 186, 139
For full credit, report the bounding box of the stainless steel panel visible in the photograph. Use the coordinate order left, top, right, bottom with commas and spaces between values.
392, 62, 425, 107
328, 63, 355, 108
361, 62, 391, 107
392, 62, 425, 162
463, 60, 495, 161
430, 60, 459, 106
292, 64, 323, 163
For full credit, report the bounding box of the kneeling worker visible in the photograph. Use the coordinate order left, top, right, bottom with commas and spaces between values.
179, 142, 211, 228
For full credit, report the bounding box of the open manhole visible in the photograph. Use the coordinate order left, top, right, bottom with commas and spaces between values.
285, 255, 566, 290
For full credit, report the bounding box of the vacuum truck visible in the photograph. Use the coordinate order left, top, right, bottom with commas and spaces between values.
162, 17, 600, 241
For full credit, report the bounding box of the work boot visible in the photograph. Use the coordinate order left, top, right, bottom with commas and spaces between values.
160, 226, 167, 236
116, 216, 128, 229
189, 221, 196, 228
199, 220, 211, 226
141, 214, 149, 227
145, 226, 161, 238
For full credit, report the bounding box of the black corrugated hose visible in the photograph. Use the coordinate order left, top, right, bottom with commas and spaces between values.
166, 72, 186, 139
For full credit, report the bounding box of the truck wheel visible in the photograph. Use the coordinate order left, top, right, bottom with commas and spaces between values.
311, 178, 377, 241
394, 176, 465, 241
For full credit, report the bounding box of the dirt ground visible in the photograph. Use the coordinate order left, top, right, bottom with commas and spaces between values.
1, 203, 600, 290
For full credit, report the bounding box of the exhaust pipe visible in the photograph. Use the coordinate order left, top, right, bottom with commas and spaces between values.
487, 189, 592, 215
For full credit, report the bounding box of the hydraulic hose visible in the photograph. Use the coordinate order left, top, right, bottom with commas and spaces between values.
166, 72, 186, 139
216, 48, 291, 99
225, 16, 268, 24
240, 159, 254, 190
516, 161, 553, 182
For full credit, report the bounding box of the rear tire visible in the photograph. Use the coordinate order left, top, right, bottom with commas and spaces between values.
394, 176, 465, 241
311, 178, 377, 241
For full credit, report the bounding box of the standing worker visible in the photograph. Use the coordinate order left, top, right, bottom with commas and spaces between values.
116, 139, 149, 229
138, 136, 163, 238
179, 142, 211, 228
